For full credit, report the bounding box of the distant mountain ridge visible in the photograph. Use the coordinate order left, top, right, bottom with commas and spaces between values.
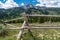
0, 4, 60, 20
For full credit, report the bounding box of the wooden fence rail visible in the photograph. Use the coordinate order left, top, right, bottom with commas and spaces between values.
27, 14, 60, 17
6, 26, 60, 30
4, 17, 24, 23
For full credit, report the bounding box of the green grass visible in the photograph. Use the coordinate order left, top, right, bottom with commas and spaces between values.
1, 23, 60, 40
0, 30, 19, 40
22, 29, 60, 40
0, 36, 16, 40
0, 29, 60, 40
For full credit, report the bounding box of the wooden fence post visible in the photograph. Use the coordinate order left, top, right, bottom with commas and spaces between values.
17, 13, 29, 40
17, 21, 27, 40
17, 13, 35, 40
22, 13, 35, 40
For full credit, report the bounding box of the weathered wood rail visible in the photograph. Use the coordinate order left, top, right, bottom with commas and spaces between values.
27, 14, 60, 17
4, 17, 24, 23
6, 26, 60, 30
3, 13, 60, 40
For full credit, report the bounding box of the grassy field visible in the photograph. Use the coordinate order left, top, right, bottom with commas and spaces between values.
0, 22, 60, 40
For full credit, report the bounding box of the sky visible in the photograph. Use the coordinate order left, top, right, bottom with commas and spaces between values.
0, 0, 60, 9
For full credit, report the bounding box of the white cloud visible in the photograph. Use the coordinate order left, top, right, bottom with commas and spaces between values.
0, 0, 19, 9
21, 3, 24, 6
4, 0, 19, 9
36, 0, 60, 7
36, 3, 45, 6
0, 1, 4, 8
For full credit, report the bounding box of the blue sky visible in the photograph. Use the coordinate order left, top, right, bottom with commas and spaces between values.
0, 0, 6, 3
0, 0, 39, 6
0, 0, 60, 9
0, 0, 40, 9
14, 0, 39, 6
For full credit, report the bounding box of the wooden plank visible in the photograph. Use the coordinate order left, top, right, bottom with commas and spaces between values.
5, 23, 19, 27
27, 15, 60, 17
6, 26, 60, 30
26, 26, 60, 29
4, 17, 24, 22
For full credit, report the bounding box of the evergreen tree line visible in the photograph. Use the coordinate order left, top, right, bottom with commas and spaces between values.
0, 7, 60, 23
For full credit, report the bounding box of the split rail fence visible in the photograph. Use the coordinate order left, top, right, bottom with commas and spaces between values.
3, 13, 60, 40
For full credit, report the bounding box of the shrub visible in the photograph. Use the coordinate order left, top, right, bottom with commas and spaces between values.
0, 25, 8, 37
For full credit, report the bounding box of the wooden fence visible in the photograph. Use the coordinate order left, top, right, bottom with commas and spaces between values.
3, 13, 60, 40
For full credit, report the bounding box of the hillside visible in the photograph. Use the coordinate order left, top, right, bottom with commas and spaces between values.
0, 4, 60, 20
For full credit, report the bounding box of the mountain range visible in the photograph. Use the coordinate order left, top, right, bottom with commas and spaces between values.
0, 4, 60, 20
